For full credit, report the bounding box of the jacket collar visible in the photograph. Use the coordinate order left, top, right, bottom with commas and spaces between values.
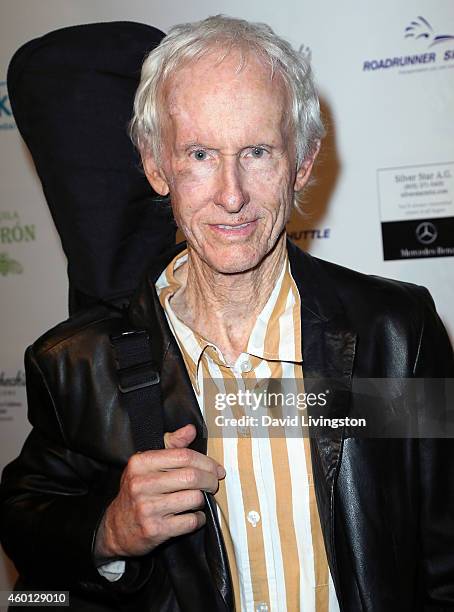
287, 239, 357, 599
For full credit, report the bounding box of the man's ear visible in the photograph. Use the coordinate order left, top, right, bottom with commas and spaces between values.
142, 154, 170, 196
294, 140, 320, 192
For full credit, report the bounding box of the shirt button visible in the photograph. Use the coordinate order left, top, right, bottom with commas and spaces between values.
239, 358, 252, 373
247, 510, 261, 527
256, 603, 269, 612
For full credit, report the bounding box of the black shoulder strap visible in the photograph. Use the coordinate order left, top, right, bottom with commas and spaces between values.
110, 325, 164, 452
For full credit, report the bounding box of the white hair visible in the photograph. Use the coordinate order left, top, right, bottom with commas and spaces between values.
130, 14, 325, 166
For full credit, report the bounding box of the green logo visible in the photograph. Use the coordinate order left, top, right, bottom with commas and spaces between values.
0, 210, 36, 276
0, 252, 23, 276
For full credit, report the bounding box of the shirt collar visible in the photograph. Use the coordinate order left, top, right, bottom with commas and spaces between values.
246, 255, 302, 363
156, 247, 302, 388
156, 250, 216, 386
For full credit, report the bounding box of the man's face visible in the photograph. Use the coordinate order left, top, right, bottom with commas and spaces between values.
144, 50, 316, 274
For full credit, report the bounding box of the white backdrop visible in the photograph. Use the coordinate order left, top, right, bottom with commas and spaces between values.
1, 0, 453, 592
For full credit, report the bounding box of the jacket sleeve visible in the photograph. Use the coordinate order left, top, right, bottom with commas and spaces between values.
0, 345, 154, 599
413, 288, 454, 610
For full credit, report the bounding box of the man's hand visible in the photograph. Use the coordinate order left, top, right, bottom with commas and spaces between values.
94, 424, 225, 560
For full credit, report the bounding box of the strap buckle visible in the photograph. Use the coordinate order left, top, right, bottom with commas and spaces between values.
118, 362, 160, 393
110, 330, 160, 394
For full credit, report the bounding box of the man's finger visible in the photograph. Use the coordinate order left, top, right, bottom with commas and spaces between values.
163, 424, 226, 477
149, 466, 220, 495
164, 423, 197, 449
164, 510, 206, 538
128, 446, 224, 478
150, 489, 206, 517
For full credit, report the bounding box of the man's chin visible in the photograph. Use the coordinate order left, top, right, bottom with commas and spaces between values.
211, 263, 256, 275
200, 249, 263, 276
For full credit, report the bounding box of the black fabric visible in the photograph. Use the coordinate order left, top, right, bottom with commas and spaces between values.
111, 328, 164, 451
7, 21, 176, 313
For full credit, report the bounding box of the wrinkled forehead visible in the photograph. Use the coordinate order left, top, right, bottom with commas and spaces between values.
160, 47, 291, 124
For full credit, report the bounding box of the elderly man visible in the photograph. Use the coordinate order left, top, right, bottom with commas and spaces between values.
1, 15, 453, 612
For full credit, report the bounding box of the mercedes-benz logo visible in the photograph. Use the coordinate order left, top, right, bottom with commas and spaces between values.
416, 221, 438, 245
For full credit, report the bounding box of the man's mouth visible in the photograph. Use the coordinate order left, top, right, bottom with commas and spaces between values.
209, 220, 257, 236
215, 222, 251, 230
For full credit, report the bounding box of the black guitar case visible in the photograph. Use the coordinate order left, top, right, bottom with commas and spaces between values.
7, 21, 176, 314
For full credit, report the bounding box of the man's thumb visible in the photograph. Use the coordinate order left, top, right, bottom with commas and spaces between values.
164, 423, 197, 449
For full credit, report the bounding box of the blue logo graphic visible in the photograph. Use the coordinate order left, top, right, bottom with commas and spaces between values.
405, 16, 454, 47
363, 15, 454, 71
0, 81, 15, 130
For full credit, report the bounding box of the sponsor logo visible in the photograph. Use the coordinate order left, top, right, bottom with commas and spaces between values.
0, 252, 23, 276
288, 228, 330, 241
415, 221, 438, 244
0, 370, 26, 387
404, 16, 454, 47
0, 210, 36, 274
0, 81, 15, 130
381, 216, 454, 260
399, 245, 454, 257
0, 370, 25, 422
363, 16, 454, 73
378, 162, 454, 260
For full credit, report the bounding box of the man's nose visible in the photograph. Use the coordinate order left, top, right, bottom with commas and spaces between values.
213, 157, 249, 212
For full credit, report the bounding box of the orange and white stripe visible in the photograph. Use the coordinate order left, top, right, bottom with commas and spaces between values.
156, 249, 339, 612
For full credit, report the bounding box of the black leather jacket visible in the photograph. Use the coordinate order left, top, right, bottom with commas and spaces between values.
1, 241, 453, 612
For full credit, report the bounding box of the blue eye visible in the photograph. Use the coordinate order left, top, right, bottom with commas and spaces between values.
193, 149, 207, 161
251, 147, 265, 158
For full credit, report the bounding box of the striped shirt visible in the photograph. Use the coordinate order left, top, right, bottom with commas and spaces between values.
156, 249, 340, 612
